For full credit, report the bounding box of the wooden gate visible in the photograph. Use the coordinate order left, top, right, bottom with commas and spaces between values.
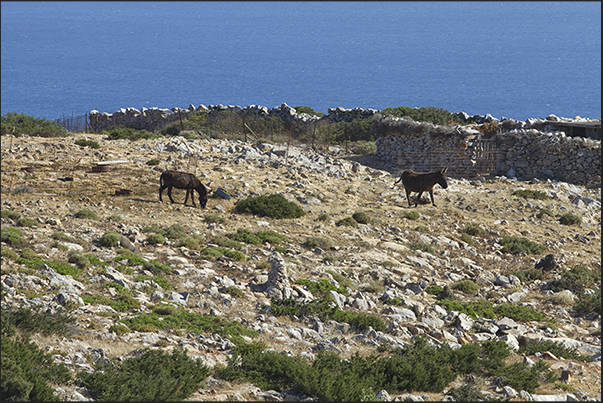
473, 139, 501, 175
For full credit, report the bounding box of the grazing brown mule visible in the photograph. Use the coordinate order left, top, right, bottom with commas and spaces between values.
394, 167, 449, 207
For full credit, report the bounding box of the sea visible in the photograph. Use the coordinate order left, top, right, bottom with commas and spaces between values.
1, 1, 601, 123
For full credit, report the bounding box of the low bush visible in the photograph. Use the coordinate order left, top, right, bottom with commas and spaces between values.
104, 126, 157, 140
146, 233, 165, 245
512, 189, 551, 200
145, 158, 160, 166
518, 340, 594, 362
74, 139, 100, 149
295, 278, 349, 297
74, 209, 99, 220
1, 112, 68, 137
352, 211, 371, 224
462, 224, 487, 236
121, 306, 257, 340
1, 227, 25, 246
204, 214, 226, 224
235, 193, 305, 219
499, 236, 546, 255
452, 280, 479, 295
99, 231, 121, 247
335, 217, 358, 227
537, 208, 555, 218
1, 209, 21, 221
409, 242, 434, 254
559, 213, 581, 225
16, 217, 38, 227
303, 236, 332, 250
404, 211, 420, 220
574, 289, 601, 317
76, 348, 210, 401
1, 306, 74, 401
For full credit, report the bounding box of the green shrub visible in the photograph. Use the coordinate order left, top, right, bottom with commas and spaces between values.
51, 232, 72, 241
256, 230, 289, 244
452, 280, 479, 295
494, 304, 546, 322
270, 298, 384, 332
415, 225, 430, 233
1, 112, 68, 137
437, 299, 497, 319
499, 236, 546, 255
380, 106, 468, 125
204, 214, 226, 224
574, 289, 601, 317
74, 209, 98, 220
559, 213, 581, 225
1, 306, 74, 401
336, 217, 358, 227
404, 210, 420, 220
1, 246, 19, 261
200, 247, 245, 261
235, 193, 305, 219
224, 286, 245, 298
350, 140, 377, 155
68, 252, 92, 269
147, 233, 166, 245
104, 126, 157, 140
231, 228, 261, 244
293, 106, 324, 117
163, 224, 187, 240
317, 213, 331, 222
537, 208, 555, 218
76, 348, 210, 401
546, 265, 599, 295
1, 227, 25, 246
109, 214, 123, 222
512, 189, 551, 200
211, 234, 243, 249
99, 231, 121, 247
303, 236, 332, 250
491, 361, 555, 393
513, 268, 544, 283
462, 224, 487, 236
518, 340, 594, 362
19, 248, 39, 261
109, 324, 129, 336
1, 209, 21, 221
15, 217, 38, 227
409, 242, 434, 254
425, 285, 444, 297
122, 307, 257, 339
295, 278, 349, 297
460, 233, 474, 245
146, 158, 160, 166
74, 139, 100, 149
142, 260, 172, 276
352, 212, 371, 224
326, 269, 353, 289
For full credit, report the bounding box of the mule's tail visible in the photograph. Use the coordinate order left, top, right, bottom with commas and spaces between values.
393, 175, 403, 186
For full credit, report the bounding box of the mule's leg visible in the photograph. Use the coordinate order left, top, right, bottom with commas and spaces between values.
159, 185, 165, 202
405, 189, 413, 207
415, 191, 423, 207
184, 189, 190, 206
189, 189, 197, 207
167, 186, 176, 203
429, 190, 436, 206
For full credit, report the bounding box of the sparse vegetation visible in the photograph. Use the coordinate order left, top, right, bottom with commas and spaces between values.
74, 208, 99, 220
74, 138, 101, 149
335, 216, 358, 227
404, 210, 420, 220
1, 112, 68, 137
512, 189, 551, 200
499, 236, 546, 255
99, 231, 121, 247
352, 211, 371, 224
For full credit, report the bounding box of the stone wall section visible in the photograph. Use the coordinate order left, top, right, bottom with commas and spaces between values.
88, 104, 600, 186
376, 117, 601, 187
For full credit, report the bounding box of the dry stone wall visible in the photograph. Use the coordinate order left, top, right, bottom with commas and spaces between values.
89, 104, 601, 187
376, 117, 601, 187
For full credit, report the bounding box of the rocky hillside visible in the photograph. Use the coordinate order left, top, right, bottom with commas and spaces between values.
1, 133, 601, 401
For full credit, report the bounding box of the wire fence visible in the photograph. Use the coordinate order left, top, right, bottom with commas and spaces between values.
55, 113, 89, 133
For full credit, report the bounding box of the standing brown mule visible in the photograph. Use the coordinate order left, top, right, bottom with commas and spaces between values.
394, 167, 449, 207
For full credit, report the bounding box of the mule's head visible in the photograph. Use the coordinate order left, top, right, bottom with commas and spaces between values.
438, 167, 449, 189
196, 184, 208, 209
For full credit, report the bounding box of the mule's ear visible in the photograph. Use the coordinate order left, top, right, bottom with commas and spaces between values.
442, 167, 448, 174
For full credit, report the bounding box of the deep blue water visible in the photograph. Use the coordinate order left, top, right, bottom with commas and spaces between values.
1, 1, 601, 122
